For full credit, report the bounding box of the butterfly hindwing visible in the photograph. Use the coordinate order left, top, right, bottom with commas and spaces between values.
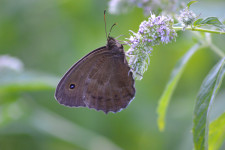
83, 52, 135, 113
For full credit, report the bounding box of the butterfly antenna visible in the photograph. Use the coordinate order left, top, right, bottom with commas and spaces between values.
104, 10, 108, 40
108, 23, 117, 39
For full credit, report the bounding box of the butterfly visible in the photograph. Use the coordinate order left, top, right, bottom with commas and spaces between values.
55, 11, 135, 113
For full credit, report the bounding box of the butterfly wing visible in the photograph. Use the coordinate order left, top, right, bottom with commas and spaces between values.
83, 50, 135, 113
55, 47, 135, 113
55, 46, 107, 107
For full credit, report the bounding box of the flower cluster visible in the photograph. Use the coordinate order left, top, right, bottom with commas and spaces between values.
126, 14, 177, 80
178, 7, 196, 29
108, 0, 178, 16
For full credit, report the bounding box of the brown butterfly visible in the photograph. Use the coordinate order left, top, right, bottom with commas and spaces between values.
55, 11, 135, 113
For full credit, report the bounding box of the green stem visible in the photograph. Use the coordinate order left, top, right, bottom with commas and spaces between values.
175, 27, 225, 57
173, 27, 225, 34
209, 43, 225, 58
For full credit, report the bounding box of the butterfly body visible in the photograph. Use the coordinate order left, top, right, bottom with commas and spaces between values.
55, 37, 135, 113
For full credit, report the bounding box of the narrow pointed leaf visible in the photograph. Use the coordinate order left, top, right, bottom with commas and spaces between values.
187, 1, 198, 9
0, 68, 58, 91
193, 17, 225, 31
194, 19, 203, 26
157, 44, 200, 131
193, 58, 225, 150
209, 112, 225, 150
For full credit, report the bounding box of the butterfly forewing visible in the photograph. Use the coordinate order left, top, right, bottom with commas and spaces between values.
55, 47, 108, 107
55, 37, 136, 113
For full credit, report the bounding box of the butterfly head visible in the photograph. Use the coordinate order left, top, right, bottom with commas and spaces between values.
107, 37, 123, 53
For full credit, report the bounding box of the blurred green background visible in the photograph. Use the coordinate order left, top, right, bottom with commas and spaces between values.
0, 0, 225, 150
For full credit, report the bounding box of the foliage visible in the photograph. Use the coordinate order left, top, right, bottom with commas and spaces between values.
194, 17, 225, 31
193, 58, 225, 150
1, 0, 225, 150
157, 43, 202, 131
109, 0, 225, 149
209, 112, 225, 150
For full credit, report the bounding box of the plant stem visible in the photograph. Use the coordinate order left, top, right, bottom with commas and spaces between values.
174, 27, 225, 57
173, 26, 225, 34
209, 43, 225, 58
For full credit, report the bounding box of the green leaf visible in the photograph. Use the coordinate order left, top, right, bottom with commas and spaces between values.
209, 112, 225, 150
187, 1, 198, 9
157, 44, 200, 131
201, 17, 225, 30
0, 68, 59, 104
193, 17, 225, 31
193, 58, 225, 150
194, 19, 203, 26
0, 68, 58, 91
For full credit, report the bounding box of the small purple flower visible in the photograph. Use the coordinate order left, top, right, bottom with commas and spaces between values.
178, 7, 196, 29
126, 13, 177, 80
157, 28, 162, 33
137, 3, 143, 8
139, 28, 144, 34
166, 30, 170, 35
